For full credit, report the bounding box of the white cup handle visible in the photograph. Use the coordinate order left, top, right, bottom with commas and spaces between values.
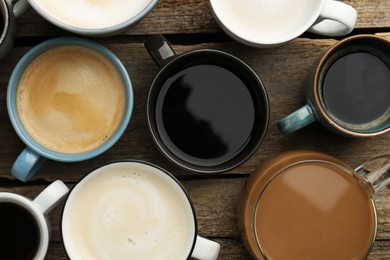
308, 0, 357, 36
33, 180, 69, 214
191, 235, 220, 260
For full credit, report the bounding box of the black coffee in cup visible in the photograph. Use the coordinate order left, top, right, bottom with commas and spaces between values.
0, 202, 40, 259
322, 51, 390, 129
156, 63, 257, 167
0, 10, 4, 34
146, 35, 269, 173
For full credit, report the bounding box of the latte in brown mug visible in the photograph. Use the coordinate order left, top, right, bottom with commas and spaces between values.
237, 150, 390, 259
16, 45, 126, 154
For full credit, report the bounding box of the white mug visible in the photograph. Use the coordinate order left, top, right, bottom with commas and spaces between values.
7, 0, 158, 36
0, 180, 69, 260
210, 0, 357, 48
61, 161, 220, 260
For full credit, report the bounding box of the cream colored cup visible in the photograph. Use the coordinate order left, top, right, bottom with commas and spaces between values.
210, 0, 357, 47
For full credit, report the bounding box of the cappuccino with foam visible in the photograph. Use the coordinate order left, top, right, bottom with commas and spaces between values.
32, 0, 153, 29
62, 162, 195, 259
212, 0, 317, 42
16, 46, 126, 154
210, 0, 357, 47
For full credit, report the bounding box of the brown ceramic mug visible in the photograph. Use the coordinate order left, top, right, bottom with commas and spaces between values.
238, 150, 390, 259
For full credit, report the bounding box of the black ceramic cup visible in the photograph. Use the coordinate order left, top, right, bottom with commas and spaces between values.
145, 35, 269, 174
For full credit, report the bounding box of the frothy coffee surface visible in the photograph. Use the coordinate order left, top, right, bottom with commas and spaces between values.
17, 46, 125, 154
256, 162, 375, 259
33, 0, 153, 29
62, 162, 194, 260
212, 0, 318, 42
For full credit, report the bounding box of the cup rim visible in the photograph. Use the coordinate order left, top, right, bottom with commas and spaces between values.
6, 36, 134, 162
146, 48, 270, 174
60, 160, 198, 259
209, 0, 326, 47
312, 34, 390, 137
0, 193, 49, 260
27, 0, 159, 36
252, 159, 377, 259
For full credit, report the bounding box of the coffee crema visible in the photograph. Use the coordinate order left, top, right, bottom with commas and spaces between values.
32, 0, 153, 29
255, 162, 375, 259
212, 0, 318, 41
16, 46, 125, 154
62, 162, 195, 260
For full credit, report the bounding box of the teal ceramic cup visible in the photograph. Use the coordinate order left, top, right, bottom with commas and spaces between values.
7, 37, 133, 182
278, 35, 390, 137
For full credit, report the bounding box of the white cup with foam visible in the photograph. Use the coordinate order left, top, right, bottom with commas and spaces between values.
61, 161, 220, 260
210, 0, 357, 48
15, 0, 158, 36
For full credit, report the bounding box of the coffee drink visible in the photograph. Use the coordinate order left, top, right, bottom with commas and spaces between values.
322, 52, 390, 130
33, 0, 153, 29
255, 161, 375, 259
0, 12, 4, 35
62, 162, 195, 259
211, 0, 317, 41
16, 46, 126, 154
156, 63, 258, 167
0, 202, 40, 259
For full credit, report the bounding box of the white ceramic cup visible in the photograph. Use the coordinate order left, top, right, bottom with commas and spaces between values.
61, 161, 220, 260
210, 0, 357, 48
7, 0, 158, 36
0, 180, 69, 260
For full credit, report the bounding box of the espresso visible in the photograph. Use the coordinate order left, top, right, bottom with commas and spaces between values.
62, 162, 195, 259
156, 64, 257, 167
255, 162, 375, 259
322, 52, 390, 129
212, 0, 317, 40
16, 46, 125, 154
0, 202, 40, 260
33, 0, 153, 29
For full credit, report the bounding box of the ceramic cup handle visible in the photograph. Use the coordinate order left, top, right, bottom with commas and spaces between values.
33, 180, 69, 214
277, 104, 317, 134
308, 0, 357, 36
145, 34, 176, 68
10, 0, 29, 17
12, 147, 46, 182
191, 235, 220, 260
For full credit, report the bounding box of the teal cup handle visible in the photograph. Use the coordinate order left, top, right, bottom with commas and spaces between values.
12, 147, 46, 182
277, 104, 317, 134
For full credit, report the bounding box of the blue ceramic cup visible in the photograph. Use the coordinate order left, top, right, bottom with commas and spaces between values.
278, 35, 390, 137
7, 37, 133, 182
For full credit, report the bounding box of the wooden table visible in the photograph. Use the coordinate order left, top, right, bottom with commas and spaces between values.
1, 0, 389, 259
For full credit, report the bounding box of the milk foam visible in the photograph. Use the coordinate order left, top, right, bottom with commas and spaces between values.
212, 0, 320, 42
16, 46, 125, 154
32, 0, 153, 29
62, 162, 194, 260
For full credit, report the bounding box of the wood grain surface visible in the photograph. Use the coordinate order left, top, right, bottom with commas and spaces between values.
0, 0, 389, 259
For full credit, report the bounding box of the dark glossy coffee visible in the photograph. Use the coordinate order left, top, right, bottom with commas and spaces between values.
322, 52, 390, 128
0, 202, 40, 260
0, 12, 4, 35
156, 64, 257, 167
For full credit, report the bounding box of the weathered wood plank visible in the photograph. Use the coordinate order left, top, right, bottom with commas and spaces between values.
0, 34, 389, 182
14, 0, 390, 37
